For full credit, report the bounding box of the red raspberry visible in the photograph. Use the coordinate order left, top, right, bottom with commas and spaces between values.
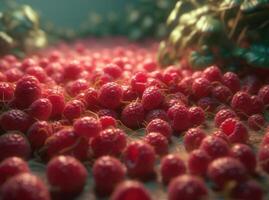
46, 155, 87, 194
168, 175, 208, 200
103, 63, 122, 79
142, 59, 157, 72
199, 136, 229, 159
1, 173, 50, 200
93, 156, 126, 195
222, 72, 240, 93
178, 77, 193, 95
230, 143, 256, 173
203, 65, 222, 82
5, 68, 23, 82
63, 100, 85, 121
214, 109, 237, 127
167, 104, 190, 133
188, 149, 210, 176
46, 89, 65, 118
197, 97, 218, 112
183, 128, 206, 152
242, 75, 262, 94
141, 86, 164, 110
111, 180, 152, 200
14, 76, 41, 108
144, 132, 168, 155
212, 130, 229, 143
84, 87, 98, 110
0, 82, 14, 103
99, 116, 117, 129
188, 106, 205, 126
131, 72, 148, 95
121, 102, 145, 129
73, 116, 101, 139
231, 91, 252, 116
220, 118, 249, 143
160, 154, 186, 184
211, 85, 232, 103
258, 144, 269, 173
192, 77, 211, 99
28, 98, 52, 120
248, 114, 265, 131
123, 141, 155, 180
0, 157, 29, 186
0, 109, 33, 132
66, 79, 88, 97
249, 95, 264, 115
145, 109, 168, 122
261, 133, 269, 146
122, 86, 137, 102
98, 82, 123, 109
230, 180, 263, 200
97, 108, 119, 119
146, 118, 172, 139
63, 61, 83, 80
258, 85, 269, 105
207, 157, 247, 188
27, 121, 53, 150
26, 66, 47, 83
0, 133, 31, 161
91, 128, 127, 157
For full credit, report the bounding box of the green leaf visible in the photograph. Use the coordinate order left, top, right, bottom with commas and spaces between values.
241, 0, 269, 13
196, 16, 223, 34
242, 44, 269, 67
220, 0, 243, 9
189, 50, 214, 68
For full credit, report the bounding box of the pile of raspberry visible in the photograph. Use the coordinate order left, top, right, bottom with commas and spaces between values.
0, 37, 269, 200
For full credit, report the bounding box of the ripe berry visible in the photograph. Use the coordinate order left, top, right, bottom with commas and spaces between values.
168, 175, 208, 200
160, 154, 186, 184
144, 132, 168, 155
84, 87, 98, 110
222, 72, 240, 93
214, 109, 237, 127
122, 86, 137, 102
0, 82, 14, 103
258, 145, 269, 174
63, 61, 83, 80
121, 102, 145, 129
141, 86, 164, 110
188, 106, 205, 127
220, 118, 249, 143
28, 98, 52, 120
131, 72, 148, 95
66, 79, 88, 97
231, 91, 252, 116
188, 149, 210, 176
63, 100, 85, 121
168, 104, 190, 133
97, 108, 119, 119
123, 141, 155, 180
145, 109, 169, 122
27, 121, 53, 150
99, 116, 117, 129
203, 65, 222, 82
199, 136, 229, 159
0, 157, 29, 186
230, 180, 263, 200
258, 85, 269, 105
248, 114, 265, 131
73, 116, 101, 139
242, 75, 262, 94
98, 82, 123, 109
111, 180, 152, 200
230, 144, 256, 173
192, 77, 211, 99
249, 95, 264, 115
46, 89, 65, 118
5, 68, 23, 82
211, 85, 232, 103
1, 173, 50, 200
26, 66, 47, 83
146, 118, 172, 139
0, 109, 33, 132
103, 63, 122, 79
0, 133, 31, 161
46, 155, 87, 194
183, 128, 206, 152
207, 157, 247, 188
93, 156, 125, 195
91, 128, 127, 157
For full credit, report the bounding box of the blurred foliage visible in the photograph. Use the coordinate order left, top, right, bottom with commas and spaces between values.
158, 0, 269, 69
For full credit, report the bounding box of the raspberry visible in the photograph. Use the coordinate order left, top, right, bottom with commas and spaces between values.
0, 157, 29, 186
63, 100, 85, 121
0, 109, 33, 132
230, 180, 263, 200
98, 82, 123, 109
249, 95, 264, 115
63, 61, 83, 80
145, 109, 168, 122
191, 77, 211, 99
258, 145, 269, 173
248, 114, 265, 131
160, 154, 186, 184
103, 63, 122, 79
84, 87, 98, 110
123, 141, 155, 180
98, 108, 119, 119
131, 72, 148, 95
27, 121, 53, 150
207, 157, 247, 188
203, 65, 222, 82
242, 75, 262, 94
146, 118, 172, 139
26, 66, 47, 83
73, 116, 101, 139
214, 109, 237, 127
197, 97, 218, 112
178, 77, 193, 95
14, 76, 42, 108
0, 82, 14, 103
46, 155, 87, 194
142, 59, 157, 72
91, 128, 127, 157
121, 102, 145, 129
144, 132, 168, 155
1, 173, 50, 200
5, 68, 23, 82
231, 91, 252, 116
258, 85, 269, 105
222, 72, 240, 93
188, 106, 205, 126
66, 79, 88, 97
167, 104, 190, 133
261, 133, 269, 146
0, 133, 31, 161
111, 180, 152, 200
183, 128, 206, 152
122, 86, 137, 102
230, 144, 256, 173
212, 130, 229, 143
211, 85, 232, 103
46, 90, 65, 119
168, 175, 208, 200
99, 116, 117, 129
188, 149, 210, 176
141, 86, 164, 110
28, 98, 52, 120
220, 118, 249, 143
93, 156, 125, 195
199, 136, 229, 159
